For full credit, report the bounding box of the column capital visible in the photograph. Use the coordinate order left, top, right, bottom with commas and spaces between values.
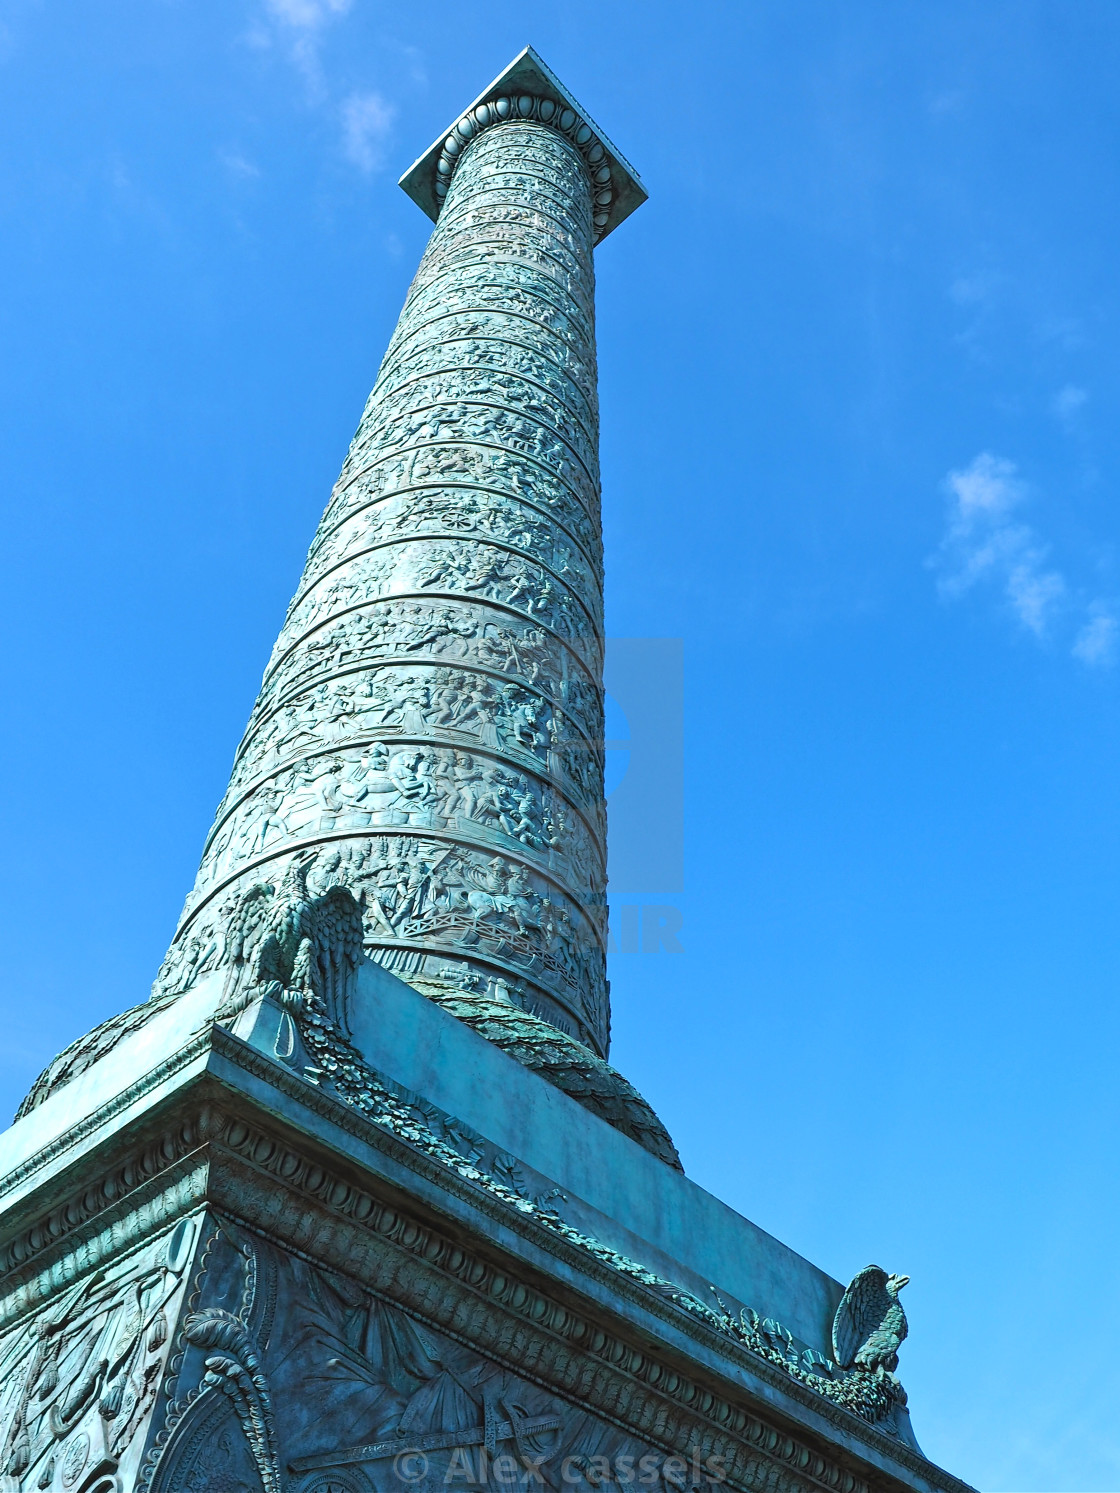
399, 46, 646, 243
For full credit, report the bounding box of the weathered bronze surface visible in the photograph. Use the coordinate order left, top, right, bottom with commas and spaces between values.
0, 48, 972, 1493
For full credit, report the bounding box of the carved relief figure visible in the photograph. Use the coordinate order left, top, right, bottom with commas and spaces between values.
149, 1224, 682, 1493
0, 1217, 198, 1490
160, 76, 616, 1062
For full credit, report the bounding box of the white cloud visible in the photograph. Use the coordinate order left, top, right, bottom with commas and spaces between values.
247, 1, 399, 170
1052, 384, 1088, 423
933, 452, 1117, 665
255, 0, 353, 93
1073, 610, 1119, 668
341, 91, 395, 173
944, 450, 1022, 523
934, 453, 1065, 637
218, 147, 261, 179
264, 0, 351, 25
1005, 562, 1066, 635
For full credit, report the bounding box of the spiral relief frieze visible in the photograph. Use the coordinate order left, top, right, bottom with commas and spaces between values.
159, 113, 615, 1053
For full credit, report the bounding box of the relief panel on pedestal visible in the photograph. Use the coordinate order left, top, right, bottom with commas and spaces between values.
145, 1221, 713, 1493
0, 1217, 199, 1493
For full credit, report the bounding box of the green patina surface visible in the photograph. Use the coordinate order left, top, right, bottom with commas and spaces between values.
0, 48, 967, 1493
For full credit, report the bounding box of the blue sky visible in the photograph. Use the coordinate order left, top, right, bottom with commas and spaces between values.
3, 2, 1120, 1486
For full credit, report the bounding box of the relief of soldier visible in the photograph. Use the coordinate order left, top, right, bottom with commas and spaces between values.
364, 350, 600, 441
269, 550, 602, 684
348, 400, 598, 502
162, 819, 606, 1038
222, 663, 605, 839
372, 329, 598, 421
221, 699, 604, 854
326, 436, 599, 532
403, 258, 595, 343
378, 328, 596, 430
299, 485, 599, 597
355, 364, 597, 462
260, 598, 600, 719
199, 740, 602, 898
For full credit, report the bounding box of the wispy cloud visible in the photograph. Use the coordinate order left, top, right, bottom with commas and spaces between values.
253, 0, 353, 95
935, 453, 1064, 636
932, 452, 1116, 666
248, 3, 398, 175
1073, 609, 1119, 668
265, 0, 351, 20
341, 90, 395, 172
1052, 383, 1088, 425
218, 146, 261, 180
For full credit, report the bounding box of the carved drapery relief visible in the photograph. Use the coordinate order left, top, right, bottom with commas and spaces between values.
161, 116, 611, 1056
146, 1222, 718, 1493
0, 1217, 198, 1492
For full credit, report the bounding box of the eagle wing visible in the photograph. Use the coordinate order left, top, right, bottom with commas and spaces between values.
228, 882, 275, 969
307, 884, 365, 1030
831, 1264, 892, 1369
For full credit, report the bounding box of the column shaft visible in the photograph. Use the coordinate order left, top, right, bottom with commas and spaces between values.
161, 119, 610, 1056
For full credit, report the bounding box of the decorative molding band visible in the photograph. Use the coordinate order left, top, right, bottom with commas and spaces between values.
204, 1124, 957, 1493
0, 1156, 209, 1333
0, 1115, 208, 1283
0, 1035, 969, 1493
204, 1031, 970, 1490
434, 96, 614, 237
0, 1029, 212, 1203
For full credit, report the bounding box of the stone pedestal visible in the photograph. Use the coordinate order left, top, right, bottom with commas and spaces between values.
0, 964, 969, 1493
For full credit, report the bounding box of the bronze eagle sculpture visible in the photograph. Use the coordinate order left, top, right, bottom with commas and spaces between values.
831, 1265, 909, 1383
224, 856, 365, 1032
